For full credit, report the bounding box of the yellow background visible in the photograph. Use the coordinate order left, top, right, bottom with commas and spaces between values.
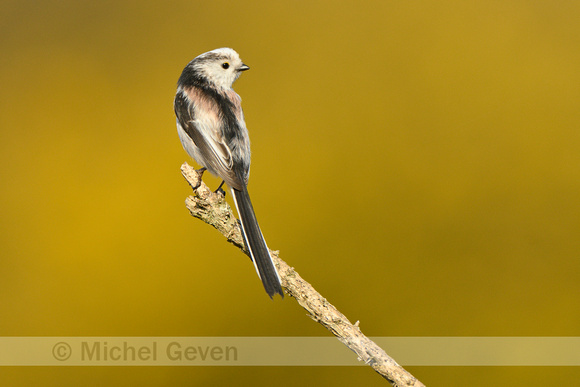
1, 0, 579, 385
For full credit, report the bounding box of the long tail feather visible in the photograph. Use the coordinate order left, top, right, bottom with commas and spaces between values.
232, 187, 283, 298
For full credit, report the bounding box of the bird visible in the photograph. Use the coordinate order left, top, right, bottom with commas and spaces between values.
173, 48, 283, 298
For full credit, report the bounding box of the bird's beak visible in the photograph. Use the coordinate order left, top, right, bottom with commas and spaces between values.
239, 64, 250, 71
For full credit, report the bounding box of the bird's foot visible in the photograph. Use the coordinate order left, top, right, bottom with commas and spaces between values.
214, 180, 226, 197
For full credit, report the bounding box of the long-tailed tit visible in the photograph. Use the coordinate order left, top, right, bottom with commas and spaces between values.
174, 48, 283, 298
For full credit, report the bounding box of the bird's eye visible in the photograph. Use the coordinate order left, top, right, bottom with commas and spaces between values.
222, 62, 230, 69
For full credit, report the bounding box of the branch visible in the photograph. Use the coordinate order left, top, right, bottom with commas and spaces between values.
180, 162, 425, 387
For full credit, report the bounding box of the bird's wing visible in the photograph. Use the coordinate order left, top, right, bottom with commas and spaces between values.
174, 89, 243, 190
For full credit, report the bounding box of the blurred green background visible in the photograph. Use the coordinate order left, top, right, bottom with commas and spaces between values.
1, 0, 579, 385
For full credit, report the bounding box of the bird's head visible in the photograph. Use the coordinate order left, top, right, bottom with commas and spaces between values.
190, 47, 249, 89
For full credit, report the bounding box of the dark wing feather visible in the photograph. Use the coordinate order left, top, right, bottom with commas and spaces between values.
174, 91, 243, 190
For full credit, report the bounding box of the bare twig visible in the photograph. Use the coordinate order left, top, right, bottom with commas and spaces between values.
180, 162, 425, 387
